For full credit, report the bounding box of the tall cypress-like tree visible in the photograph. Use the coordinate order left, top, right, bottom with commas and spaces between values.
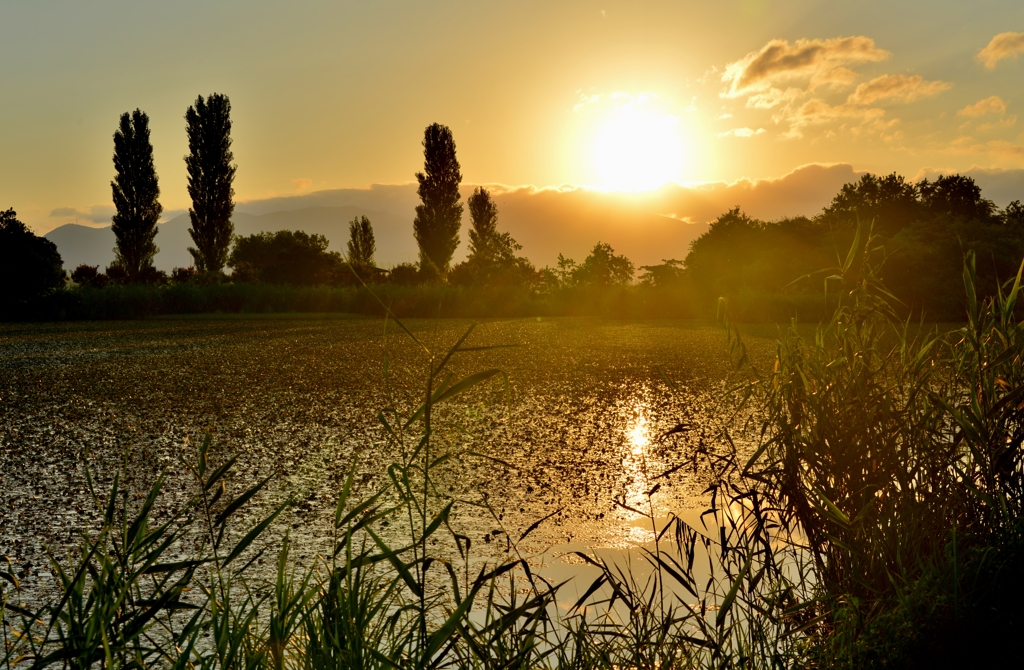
413, 123, 462, 278
346, 215, 376, 267
466, 187, 498, 262
111, 109, 162, 281
185, 93, 236, 273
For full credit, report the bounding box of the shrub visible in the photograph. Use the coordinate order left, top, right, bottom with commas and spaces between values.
70, 264, 107, 288
170, 266, 199, 284
387, 262, 421, 286
104, 264, 129, 284
229, 229, 345, 286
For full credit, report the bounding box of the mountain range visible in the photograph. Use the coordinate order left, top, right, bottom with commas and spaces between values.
45, 163, 1022, 273
46, 206, 413, 272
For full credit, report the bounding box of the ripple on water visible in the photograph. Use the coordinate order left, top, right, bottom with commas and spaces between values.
0, 317, 771, 606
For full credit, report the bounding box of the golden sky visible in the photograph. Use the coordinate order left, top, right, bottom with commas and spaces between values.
2, 0, 1023, 234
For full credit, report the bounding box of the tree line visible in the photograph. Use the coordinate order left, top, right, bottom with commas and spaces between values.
2, 92, 1022, 318
685, 172, 1024, 319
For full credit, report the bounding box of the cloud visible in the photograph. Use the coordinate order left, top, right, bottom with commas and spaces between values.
958, 96, 1007, 117
722, 36, 890, 100
942, 137, 1024, 159
846, 74, 951, 106
717, 127, 766, 138
784, 99, 890, 138
292, 178, 313, 192
718, 37, 930, 139
977, 32, 1024, 69
977, 115, 1017, 132
49, 205, 114, 224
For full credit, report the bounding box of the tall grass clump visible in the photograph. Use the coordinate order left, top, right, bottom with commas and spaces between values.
720, 221, 1024, 667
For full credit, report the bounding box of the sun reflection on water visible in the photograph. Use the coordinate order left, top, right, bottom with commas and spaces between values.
620, 402, 657, 544
627, 411, 650, 455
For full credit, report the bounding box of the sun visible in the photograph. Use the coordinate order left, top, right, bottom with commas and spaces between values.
592, 110, 686, 191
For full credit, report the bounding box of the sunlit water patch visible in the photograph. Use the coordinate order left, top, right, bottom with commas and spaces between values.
0, 317, 774, 608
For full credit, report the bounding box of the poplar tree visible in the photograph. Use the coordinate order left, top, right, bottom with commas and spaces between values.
413, 123, 462, 278
466, 187, 499, 263
346, 215, 376, 267
111, 109, 162, 281
185, 93, 236, 273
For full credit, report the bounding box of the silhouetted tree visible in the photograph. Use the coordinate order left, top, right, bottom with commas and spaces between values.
450, 187, 534, 286
578, 242, 634, 286
346, 216, 376, 267
917, 174, 998, 223
820, 172, 921, 235
0, 209, 65, 309
185, 93, 236, 274
111, 109, 162, 281
1005, 200, 1024, 226
170, 266, 198, 284
559, 242, 634, 287
413, 123, 462, 279
638, 259, 685, 288
680, 173, 1024, 320
104, 264, 130, 285
71, 264, 106, 288
387, 262, 421, 285
229, 230, 343, 285
467, 187, 499, 261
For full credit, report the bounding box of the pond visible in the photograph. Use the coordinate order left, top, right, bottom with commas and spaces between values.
0, 315, 778, 608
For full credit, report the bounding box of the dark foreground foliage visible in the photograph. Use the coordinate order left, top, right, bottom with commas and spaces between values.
3, 226, 1024, 668
0, 209, 66, 312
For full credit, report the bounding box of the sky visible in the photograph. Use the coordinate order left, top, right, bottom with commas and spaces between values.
2, 0, 1024, 236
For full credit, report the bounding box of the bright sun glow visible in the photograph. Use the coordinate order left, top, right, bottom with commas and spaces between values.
592, 110, 685, 191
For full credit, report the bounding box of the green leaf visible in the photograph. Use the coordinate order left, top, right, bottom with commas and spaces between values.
717, 552, 753, 628
365, 527, 422, 597
203, 456, 238, 491
434, 369, 504, 405
222, 497, 291, 566
814, 489, 850, 527
214, 474, 273, 527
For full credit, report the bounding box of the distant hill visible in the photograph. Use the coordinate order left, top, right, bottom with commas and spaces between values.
45, 199, 709, 274
39, 165, 1024, 274
46, 206, 414, 272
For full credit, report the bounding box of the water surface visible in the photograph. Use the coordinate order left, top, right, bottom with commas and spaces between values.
0, 316, 777, 605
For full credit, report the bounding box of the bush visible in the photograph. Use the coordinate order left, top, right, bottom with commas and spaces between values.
104, 264, 129, 284
229, 230, 345, 286
70, 264, 106, 288
136, 265, 168, 285
387, 262, 421, 286
170, 266, 199, 284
